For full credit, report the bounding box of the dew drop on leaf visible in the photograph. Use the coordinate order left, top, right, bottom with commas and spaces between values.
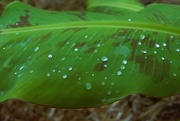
161, 57, 165, 60
34, 47, 39, 52
48, 54, 53, 58
74, 48, 78, 52
30, 70, 34, 73
61, 57, 65, 61
121, 65, 125, 70
68, 67, 73, 71
101, 56, 108, 61
163, 43, 167, 47
111, 83, 114, 86
176, 48, 180, 52
122, 60, 128, 65
107, 90, 112, 95
97, 44, 101, 47
173, 73, 177, 77
140, 35, 145, 39
138, 42, 142, 45
47, 73, 51, 77
117, 71, 122, 76
142, 50, 147, 54
85, 35, 88, 38
19, 66, 25, 71
63, 75, 67, 79
155, 44, 160, 48
86, 83, 92, 90
94, 49, 98, 53
101, 82, 106, 86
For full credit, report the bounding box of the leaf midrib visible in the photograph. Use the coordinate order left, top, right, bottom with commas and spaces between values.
1, 21, 179, 35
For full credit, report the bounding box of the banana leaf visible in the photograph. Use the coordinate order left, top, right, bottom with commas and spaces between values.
0, 0, 179, 108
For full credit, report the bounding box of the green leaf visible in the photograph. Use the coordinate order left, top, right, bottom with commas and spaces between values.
87, 0, 144, 15
0, 1, 179, 108
87, 0, 144, 12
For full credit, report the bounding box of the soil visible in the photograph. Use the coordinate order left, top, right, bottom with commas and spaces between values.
0, 0, 180, 121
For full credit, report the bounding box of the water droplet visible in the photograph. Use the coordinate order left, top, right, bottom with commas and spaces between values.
155, 44, 160, 48
97, 44, 101, 47
161, 57, 165, 60
121, 65, 125, 70
117, 71, 122, 75
85, 35, 88, 38
92, 74, 95, 76
47, 73, 51, 77
111, 83, 114, 86
52, 69, 56, 72
66, 41, 69, 44
74, 48, 78, 52
68, 67, 73, 71
15, 72, 17, 75
104, 64, 107, 68
176, 48, 180, 52
61, 57, 65, 61
142, 50, 147, 54
48, 54, 53, 58
94, 49, 98, 53
141, 35, 145, 39
3, 47, 6, 50
122, 60, 128, 65
19, 66, 25, 71
63, 75, 67, 79
86, 83, 92, 90
101, 82, 106, 86
170, 35, 174, 39
154, 51, 157, 54
16, 32, 19, 35
16, 23, 19, 26
101, 56, 108, 61
107, 90, 112, 95
128, 18, 132, 21
30, 70, 34, 73
173, 73, 177, 77
138, 42, 142, 45
163, 43, 167, 47
34, 47, 39, 52
104, 77, 107, 80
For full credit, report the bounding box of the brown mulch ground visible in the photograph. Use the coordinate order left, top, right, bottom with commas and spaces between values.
0, 0, 180, 121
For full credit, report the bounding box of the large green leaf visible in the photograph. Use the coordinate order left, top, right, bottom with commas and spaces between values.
0, 1, 179, 108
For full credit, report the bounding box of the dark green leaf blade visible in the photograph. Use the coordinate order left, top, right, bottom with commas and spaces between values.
87, 0, 145, 14
0, 2, 179, 108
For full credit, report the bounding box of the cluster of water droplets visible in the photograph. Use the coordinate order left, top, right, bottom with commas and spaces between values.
116, 60, 128, 76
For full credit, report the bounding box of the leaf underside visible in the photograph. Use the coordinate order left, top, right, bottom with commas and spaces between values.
0, 1, 179, 108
